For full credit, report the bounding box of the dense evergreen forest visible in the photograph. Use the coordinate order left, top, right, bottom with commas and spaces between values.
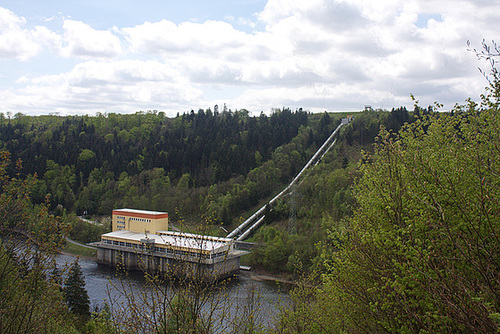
0, 108, 319, 221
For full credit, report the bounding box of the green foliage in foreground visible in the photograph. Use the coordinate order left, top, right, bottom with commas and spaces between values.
279, 78, 500, 332
0, 153, 79, 333
0, 246, 79, 334
65, 260, 91, 319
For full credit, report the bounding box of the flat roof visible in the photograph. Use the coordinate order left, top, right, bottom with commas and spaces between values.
113, 208, 168, 218
102, 230, 231, 252
113, 208, 167, 215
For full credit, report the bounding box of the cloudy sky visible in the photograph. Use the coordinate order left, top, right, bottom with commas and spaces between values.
0, 0, 499, 116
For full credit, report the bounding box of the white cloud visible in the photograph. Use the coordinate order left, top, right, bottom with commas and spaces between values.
33, 25, 62, 52
224, 15, 256, 29
2, 0, 500, 116
123, 19, 247, 55
0, 7, 25, 30
61, 20, 122, 58
3, 59, 203, 114
0, 7, 41, 60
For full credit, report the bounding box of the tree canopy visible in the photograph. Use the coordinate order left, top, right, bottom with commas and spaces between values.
64, 259, 90, 319
278, 67, 500, 332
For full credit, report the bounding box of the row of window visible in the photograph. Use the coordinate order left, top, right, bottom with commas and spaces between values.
116, 216, 152, 223
130, 217, 151, 223
102, 239, 226, 260
212, 252, 228, 259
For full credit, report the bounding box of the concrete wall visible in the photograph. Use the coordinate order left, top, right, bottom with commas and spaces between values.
97, 244, 240, 280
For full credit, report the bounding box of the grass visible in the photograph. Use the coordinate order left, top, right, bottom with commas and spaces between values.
63, 241, 97, 258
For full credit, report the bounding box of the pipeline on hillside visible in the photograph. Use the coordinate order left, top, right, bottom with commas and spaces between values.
228, 118, 350, 240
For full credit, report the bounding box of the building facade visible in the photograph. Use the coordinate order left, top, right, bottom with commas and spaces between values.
112, 208, 168, 233
98, 208, 247, 279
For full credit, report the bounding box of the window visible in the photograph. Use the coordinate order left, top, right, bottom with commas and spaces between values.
213, 252, 227, 259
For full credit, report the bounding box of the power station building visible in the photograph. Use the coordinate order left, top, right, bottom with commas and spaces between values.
96, 209, 246, 279
112, 208, 169, 233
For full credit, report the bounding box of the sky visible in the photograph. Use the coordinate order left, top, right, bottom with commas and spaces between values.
0, 0, 499, 117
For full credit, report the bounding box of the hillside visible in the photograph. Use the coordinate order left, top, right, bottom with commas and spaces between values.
0, 106, 419, 270
0, 108, 322, 223
246, 106, 419, 274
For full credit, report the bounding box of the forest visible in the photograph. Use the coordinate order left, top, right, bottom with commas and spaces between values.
1, 107, 315, 221
0, 103, 421, 333
1, 53, 500, 332
0, 103, 418, 272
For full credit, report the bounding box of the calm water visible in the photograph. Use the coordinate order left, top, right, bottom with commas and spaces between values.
56, 254, 291, 327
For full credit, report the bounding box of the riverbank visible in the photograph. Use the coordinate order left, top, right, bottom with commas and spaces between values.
62, 238, 97, 259
242, 268, 296, 287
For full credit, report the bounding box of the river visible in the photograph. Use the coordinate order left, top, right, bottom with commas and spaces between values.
56, 253, 291, 329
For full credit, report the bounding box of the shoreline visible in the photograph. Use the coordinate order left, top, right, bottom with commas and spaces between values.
61, 249, 296, 286
61, 237, 97, 259
241, 268, 295, 286
59, 250, 96, 261
61, 240, 297, 287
